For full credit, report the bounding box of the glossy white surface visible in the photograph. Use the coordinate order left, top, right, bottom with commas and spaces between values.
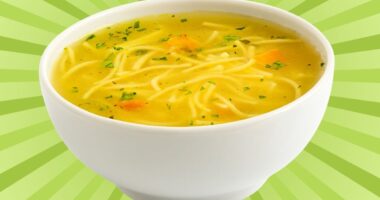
40, 0, 334, 199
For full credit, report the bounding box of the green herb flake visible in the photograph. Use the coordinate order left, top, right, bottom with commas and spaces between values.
243, 86, 250, 91
113, 46, 123, 51
189, 120, 194, 126
320, 62, 325, 67
180, 18, 188, 23
103, 53, 115, 68
208, 80, 216, 85
122, 37, 128, 41
71, 87, 79, 93
224, 35, 241, 42
259, 95, 267, 99
135, 50, 148, 56
105, 95, 113, 99
195, 48, 203, 52
166, 103, 172, 110
134, 21, 140, 29
236, 26, 246, 30
160, 37, 170, 42
240, 39, 251, 44
265, 61, 285, 70
137, 28, 147, 32
86, 34, 95, 41
211, 114, 219, 118
96, 42, 106, 49
185, 90, 192, 95
200, 86, 205, 91
210, 122, 215, 125
121, 91, 137, 101
152, 56, 168, 61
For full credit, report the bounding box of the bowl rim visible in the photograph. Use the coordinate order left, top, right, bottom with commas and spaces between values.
40, 0, 335, 133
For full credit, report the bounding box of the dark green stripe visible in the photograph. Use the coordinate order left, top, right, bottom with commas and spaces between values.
0, 121, 53, 151
335, 69, 380, 83
28, 161, 84, 200
290, 0, 327, 15
0, 70, 38, 82
0, 96, 44, 115
0, 142, 67, 191
316, 0, 380, 31
90, 0, 110, 10
249, 192, 263, 200
328, 96, 380, 118
319, 121, 380, 155
108, 187, 123, 200
288, 162, 344, 200
306, 143, 380, 197
74, 176, 104, 200
0, 36, 46, 55
44, 0, 88, 20
269, 176, 298, 200
333, 34, 380, 55
0, 1, 64, 34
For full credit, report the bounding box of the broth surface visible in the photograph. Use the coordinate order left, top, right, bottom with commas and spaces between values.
52, 12, 324, 126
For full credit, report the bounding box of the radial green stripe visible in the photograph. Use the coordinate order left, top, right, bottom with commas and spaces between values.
332, 82, 380, 103
316, 0, 380, 31
0, 70, 38, 83
333, 34, 380, 55
320, 121, 380, 155
0, 121, 53, 151
0, 51, 40, 70
335, 49, 380, 70
0, 83, 41, 101
265, 0, 283, 6
0, 1, 64, 34
257, 183, 282, 200
268, 175, 297, 200
288, 162, 344, 200
28, 161, 84, 200
44, 0, 89, 20
0, 96, 44, 116
329, 96, 380, 118
91, 181, 117, 200
249, 192, 263, 200
305, 143, 380, 197
290, 0, 327, 15
334, 69, 380, 83
74, 175, 104, 200
0, 142, 66, 191
0, 36, 46, 55
108, 187, 124, 200
90, 0, 110, 10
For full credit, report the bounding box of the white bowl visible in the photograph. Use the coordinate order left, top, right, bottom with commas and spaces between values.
40, 0, 334, 199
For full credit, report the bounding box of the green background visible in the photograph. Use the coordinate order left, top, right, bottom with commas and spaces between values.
0, 0, 379, 199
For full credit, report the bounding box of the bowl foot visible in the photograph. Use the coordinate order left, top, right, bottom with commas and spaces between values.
119, 179, 267, 200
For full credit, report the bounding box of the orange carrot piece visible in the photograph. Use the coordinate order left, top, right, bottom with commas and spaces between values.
166, 34, 198, 51
119, 100, 145, 111
256, 49, 286, 64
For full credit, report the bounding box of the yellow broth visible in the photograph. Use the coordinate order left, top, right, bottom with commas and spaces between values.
52, 12, 324, 126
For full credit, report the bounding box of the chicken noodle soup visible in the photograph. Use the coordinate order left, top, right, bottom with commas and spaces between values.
52, 12, 324, 127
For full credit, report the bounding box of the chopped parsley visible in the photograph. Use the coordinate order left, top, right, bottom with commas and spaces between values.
113, 46, 123, 51
320, 62, 325, 67
71, 86, 79, 93
259, 95, 267, 99
96, 42, 105, 49
86, 34, 95, 41
200, 86, 205, 91
122, 37, 128, 41
189, 120, 194, 126
211, 114, 220, 118
121, 92, 137, 101
166, 103, 172, 110
152, 56, 168, 61
105, 95, 113, 99
243, 86, 251, 91
180, 18, 188, 23
103, 53, 115, 68
135, 50, 148, 56
134, 21, 140, 29
265, 61, 285, 70
208, 80, 216, 85
160, 37, 170, 42
224, 35, 241, 42
236, 26, 246, 30
137, 28, 147, 32
240, 39, 251, 44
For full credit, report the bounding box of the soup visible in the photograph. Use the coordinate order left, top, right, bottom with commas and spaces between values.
52, 12, 324, 127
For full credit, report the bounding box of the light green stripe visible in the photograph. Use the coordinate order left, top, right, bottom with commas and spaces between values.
28, 161, 84, 200
0, 70, 38, 83
90, 181, 117, 200
0, 1, 64, 34
288, 161, 344, 200
66, 0, 101, 15
335, 49, 380, 70
269, 175, 298, 200
0, 51, 40, 70
44, 0, 89, 20
74, 175, 104, 200
334, 69, 380, 83
90, 0, 110, 10
320, 121, 380, 155
306, 143, 380, 197
0, 120, 53, 151
329, 96, 380, 118
0, 96, 44, 116
108, 187, 124, 200
249, 192, 263, 200
290, 0, 327, 15
316, 0, 380, 31
333, 34, 380, 55
332, 82, 380, 103
0, 142, 66, 191
0, 82, 41, 101
257, 181, 282, 200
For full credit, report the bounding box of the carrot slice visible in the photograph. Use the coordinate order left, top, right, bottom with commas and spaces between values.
119, 100, 145, 111
256, 49, 286, 64
166, 34, 198, 51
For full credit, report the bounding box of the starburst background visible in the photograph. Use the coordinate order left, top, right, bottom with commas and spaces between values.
0, 0, 380, 199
